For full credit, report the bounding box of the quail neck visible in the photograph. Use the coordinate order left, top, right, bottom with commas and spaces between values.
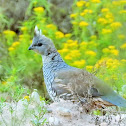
42, 50, 64, 64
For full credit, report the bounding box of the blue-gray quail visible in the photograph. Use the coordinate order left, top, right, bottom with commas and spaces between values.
28, 26, 126, 108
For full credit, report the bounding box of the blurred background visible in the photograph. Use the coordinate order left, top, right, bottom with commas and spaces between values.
0, 0, 126, 101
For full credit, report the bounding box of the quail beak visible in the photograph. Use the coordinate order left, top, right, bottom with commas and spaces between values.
28, 46, 33, 50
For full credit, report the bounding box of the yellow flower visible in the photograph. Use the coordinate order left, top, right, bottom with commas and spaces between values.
86, 66, 93, 71
120, 43, 126, 49
120, 0, 126, 4
85, 50, 96, 57
58, 48, 69, 53
19, 35, 25, 41
90, 35, 97, 40
106, 58, 120, 69
64, 55, 72, 60
64, 40, 78, 48
12, 41, 20, 47
19, 35, 24, 38
97, 18, 108, 25
73, 60, 85, 68
91, 0, 101, 3
24, 96, 30, 101
79, 21, 89, 27
33, 7, 44, 13
85, 9, 93, 14
8, 47, 15, 51
46, 24, 56, 30
108, 46, 115, 49
119, 10, 126, 14
105, 13, 114, 23
118, 34, 125, 39
110, 22, 122, 30
105, 77, 109, 81
80, 12, 86, 16
65, 34, 71, 38
112, 1, 120, 6
2, 81, 7, 85
55, 31, 64, 39
101, 8, 109, 13
121, 59, 126, 63
19, 35, 30, 41
21, 27, 27, 31
123, 94, 126, 99
33, 1, 37, 5
105, 13, 113, 18
30, 40, 32, 43
85, 2, 90, 7
102, 29, 112, 34
65, 42, 78, 48
95, 58, 120, 69
70, 13, 78, 18
108, 19, 114, 23
34, 54, 39, 57
80, 9, 93, 16
43, 30, 47, 34
121, 59, 126, 66
71, 21, 78, 25
40, 19, 46, 24
102, 48, 110, 54
70, 50, 81, 57
123, 73, 126, 79
7, 76, 14, 82
88, 41, 98, 47
102, 46, 118, 56
76, 1, 86, 7
3, 30, 16, 37
110, 49, 119, 56
95, 58, 111, 69
80, 41, 88, 47
67, 39, 74, 43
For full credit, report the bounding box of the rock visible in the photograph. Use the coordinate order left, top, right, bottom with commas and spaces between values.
0, 0, 29, 31
47, 108, 53, 113
48, 0, 74, 33
57, 107, 71, 117
100, 122, 108, 126
49, 117, 61, 126
16, 99, 28, 119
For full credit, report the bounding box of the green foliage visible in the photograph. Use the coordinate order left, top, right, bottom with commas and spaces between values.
0, 8, 10, 32
93, 110, 101, 116
0, 90, 47, 126
0, 0, 126, 125
31, 103, 47, 126
0, 0, 126, 109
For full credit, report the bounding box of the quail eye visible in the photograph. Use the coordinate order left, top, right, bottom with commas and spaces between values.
38, 43, 43, 46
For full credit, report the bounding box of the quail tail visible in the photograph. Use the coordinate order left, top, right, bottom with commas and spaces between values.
101, 92, 126, 107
